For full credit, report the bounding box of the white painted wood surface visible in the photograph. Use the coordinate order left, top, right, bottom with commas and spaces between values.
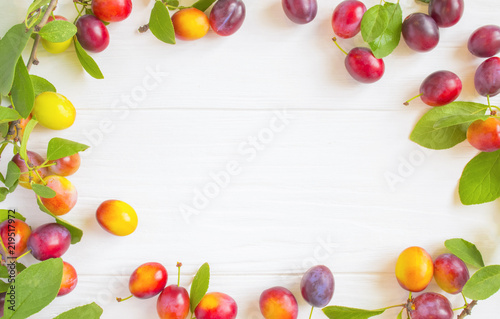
1, 0, 500, 318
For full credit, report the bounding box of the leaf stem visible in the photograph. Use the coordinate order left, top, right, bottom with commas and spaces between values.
26, 0, 59, 72
308, 306, 314, 319
332, 37, 348, 55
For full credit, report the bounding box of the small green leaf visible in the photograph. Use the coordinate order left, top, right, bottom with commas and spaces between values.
36, 196, 83, 244
11, 57, 35, 118
0, 24, 33, 96
445, 238, 485, 268
0, 188, 9, 202
192, 0, 217, 12
74, 39, 104, 79
368, 2, 402, 59
0, 123, 9, 137
190, 263, 210, 313
361, 5, 390, 43
39, 20, 77, 43
410, 102, 488, 150
397, 308, 403, 319
30, 75, 56, 96
322, 306, 385, 319
16, 263, 26, 273
53, 302, 103, 319
27, 0, 50, 16
0, 281, 8, 293
149, 1, 176, 44
0, 107, 21, 124
459, 150, 500, 205
0, 267, 8, 279
32, 183, 56, 198
166, 0, 180, 7
0, 209, 26, 222
5, 161, 21, 188
2, 258, 63, 319
47, 137, 89, 161
19, 119, 38, 160
462, 265, 500, 300
434, 114, 491, 129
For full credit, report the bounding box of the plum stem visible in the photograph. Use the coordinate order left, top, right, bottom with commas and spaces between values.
374, 303, 406, 311
177, 262, 182, 287
332, 38, 348, 56
308, 306, 314, 319
16, 250, 31, 261
403, 93, 423, 106
116, 295, 133, 302
27, 0, 59, 72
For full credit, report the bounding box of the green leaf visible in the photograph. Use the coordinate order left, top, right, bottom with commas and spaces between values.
0, 24, 33, 96
0, 188, 9, 202
410, 102, 488, 150
361, 5, 390, 43
149, 1, 176, 44
434, 114, 491, 129
166, 0, 180, 6
3, 258, 63, 319
74, 39, 104, 79
19, 119, 38, 160
189, 262, 210, 313
39, 20, 77, 43
30, 75, 56, 96
192, 0, 217, 12
0, 107, 21, 124
5, 161, 21, 188
459, 150, 500, 205
397, 308, 403, 319
16, 263, 26, 274
322, 306, 385, 319
53, 302, 103, 319
27, 0, 50, 16
0, 280, 8, 293
462, 265, 500, 300
0, 123, 9, 137
445, 238, 485, 268
47, 137, 89, 161
368, 2, 402, 59
0, 209, 26, 222
11, 57, 35, 119
36, 196, 83, 244
32, 183, 56, 198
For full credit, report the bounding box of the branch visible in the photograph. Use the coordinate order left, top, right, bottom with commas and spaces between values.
457, 300, 478, 319
26, 0, 59, 72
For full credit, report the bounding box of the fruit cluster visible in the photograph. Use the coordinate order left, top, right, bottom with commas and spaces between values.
260, 265, 334, 319
324, 238, 500, 319
0, 217, 78, 315
117, 262, 238, 319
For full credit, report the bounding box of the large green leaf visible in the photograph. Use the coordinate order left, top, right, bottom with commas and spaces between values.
368, 2, 402, 59
410, 102, 488, 150
30, 74, 56, 96
459, 150, 500, 205
53, 302, 103, 319
149, 1, 176, 44
39, 20, 77, 43
11, 57, 35, 118
463, 265, 500, 300
0, 24, 33, 95
192, 0, 217, 12
361, 5, 390, 43
189, 263, 210, 312
445, 238, 485, 268
74, 39, 104, 79
3, 259, 63, 319
46, 137, 89, 161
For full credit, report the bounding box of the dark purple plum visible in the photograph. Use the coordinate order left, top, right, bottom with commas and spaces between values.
468, 25, 500, 58
300, 265, 334, 308
402, 13, 440, 52
282, 0, 317, 24
409, 293, 453, 319
75, 14, 110, 52
27, 223, 71, 261
474, 57, 500, 97
419, 70, 462, 106
331, 0, 367, 39
428, 0, 464, 28
209, 0, 246, 36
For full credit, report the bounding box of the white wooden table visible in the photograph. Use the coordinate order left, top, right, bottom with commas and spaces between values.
2, 0, 500, 318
